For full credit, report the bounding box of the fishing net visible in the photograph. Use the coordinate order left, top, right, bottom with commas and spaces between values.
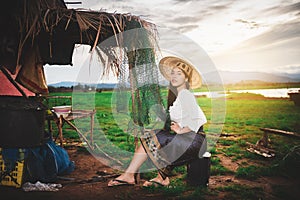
110, 49, 166, 145
97, 23, 166, 134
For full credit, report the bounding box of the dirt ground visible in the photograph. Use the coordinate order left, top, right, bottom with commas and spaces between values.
1, 143, 299, 200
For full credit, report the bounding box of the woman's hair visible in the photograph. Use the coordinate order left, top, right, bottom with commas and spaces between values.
163, 68, 190, 130
167, 84, 177, 108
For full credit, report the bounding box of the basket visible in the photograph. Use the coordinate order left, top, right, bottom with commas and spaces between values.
0, 148, 25, 188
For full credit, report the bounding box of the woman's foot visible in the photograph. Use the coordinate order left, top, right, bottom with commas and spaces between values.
143, 176, 170, 187
108, 174, 135, 187
108, 179, 135, 187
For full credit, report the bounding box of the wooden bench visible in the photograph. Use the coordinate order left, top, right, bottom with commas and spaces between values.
258, 128, 300, 147
247, 128, 300, 158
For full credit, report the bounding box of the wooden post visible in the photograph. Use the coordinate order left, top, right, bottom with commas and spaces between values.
58, 115, 64, 146
90, 109, 95, 148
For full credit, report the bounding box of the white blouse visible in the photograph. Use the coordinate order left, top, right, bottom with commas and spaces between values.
169, 89, 207, 132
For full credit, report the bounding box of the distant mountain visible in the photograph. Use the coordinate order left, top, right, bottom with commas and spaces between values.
95, 83, 117, 89
203, 71, 300, 84
48, 81, 117, 89
48, 81, 77, 88
48, 71, 300, 87
275, 72, 300, 80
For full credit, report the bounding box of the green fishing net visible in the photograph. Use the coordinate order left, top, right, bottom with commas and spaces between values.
117, 48, 166, 130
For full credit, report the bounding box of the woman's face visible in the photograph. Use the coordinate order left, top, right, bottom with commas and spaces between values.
170, 67, 187, 88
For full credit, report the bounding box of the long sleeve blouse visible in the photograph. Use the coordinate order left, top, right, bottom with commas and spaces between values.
169, 89, 207, 132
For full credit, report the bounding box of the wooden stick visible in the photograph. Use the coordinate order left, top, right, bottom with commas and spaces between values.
260, 128, 300, 139
63, 119, 94, 150
246, 142, 276, 158
94, 143, 123, 166
246, 142, 275, 153
90, 110, 95, 145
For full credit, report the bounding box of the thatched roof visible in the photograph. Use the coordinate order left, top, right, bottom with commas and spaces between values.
0, 0, 158, 75
1, 1, 163, 139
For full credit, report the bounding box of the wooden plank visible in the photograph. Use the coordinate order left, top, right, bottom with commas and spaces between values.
246, 142, 275, 158
260, 128, 300, 139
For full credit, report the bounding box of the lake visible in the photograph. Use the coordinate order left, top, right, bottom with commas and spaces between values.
194, 88, 300, 98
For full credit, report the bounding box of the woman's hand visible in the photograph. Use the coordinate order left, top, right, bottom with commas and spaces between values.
170, 121, 191, 134
170, 121, 180, 133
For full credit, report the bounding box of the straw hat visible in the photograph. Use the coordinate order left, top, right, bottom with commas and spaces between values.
159, 56, 202, 89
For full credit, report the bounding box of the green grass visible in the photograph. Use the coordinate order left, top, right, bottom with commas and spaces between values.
47, 90, 300, 199
210, 156, 232, 175
223, 93, 300, 133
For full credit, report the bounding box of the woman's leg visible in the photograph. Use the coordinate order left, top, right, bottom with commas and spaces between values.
108, 144, 148, 186
125, 144, 148, 173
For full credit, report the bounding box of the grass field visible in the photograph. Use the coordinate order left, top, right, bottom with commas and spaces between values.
46, 88, 300, 199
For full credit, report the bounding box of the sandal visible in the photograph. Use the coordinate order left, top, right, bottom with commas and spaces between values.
143, 179, 169, 187
108, 179, 135, 187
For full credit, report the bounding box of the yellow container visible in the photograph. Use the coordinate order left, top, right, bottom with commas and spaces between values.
0, 148, 25, 188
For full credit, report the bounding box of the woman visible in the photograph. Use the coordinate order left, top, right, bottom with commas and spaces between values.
108, 56, 207, 187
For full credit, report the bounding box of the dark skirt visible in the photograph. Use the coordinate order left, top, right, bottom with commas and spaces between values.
156, 130, 207, 167
140, 128, 206, 178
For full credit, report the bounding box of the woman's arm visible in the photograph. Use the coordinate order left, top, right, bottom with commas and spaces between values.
170, 121, 192, 134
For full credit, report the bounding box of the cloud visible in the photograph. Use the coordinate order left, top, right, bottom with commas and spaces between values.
66, 0, 300, 75
265, 2, 300, 15
173, 0, 233, 9
70, 0, 236, 33
155, 0, 234, 32
212, 19, 300, 73
85, 0, 234, 32
176, 24, 199, 32
171, 15, 205, 24
277, 65, 300, 74
242, 20, 300, 49
235, 19, 260, 29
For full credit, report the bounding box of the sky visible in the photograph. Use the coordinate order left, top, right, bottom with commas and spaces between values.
45, 0, 300, 84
